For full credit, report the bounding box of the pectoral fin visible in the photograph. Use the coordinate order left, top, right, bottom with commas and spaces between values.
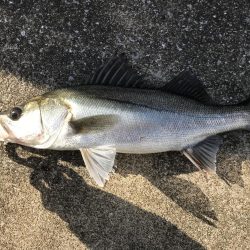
80, 145, 116, 187
182, 136, 223, 172
70, 115, 120, 134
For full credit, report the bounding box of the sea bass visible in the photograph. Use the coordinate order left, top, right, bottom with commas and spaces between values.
0, 54, 249, 186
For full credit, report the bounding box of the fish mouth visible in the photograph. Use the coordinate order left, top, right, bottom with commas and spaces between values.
0, 114, 15, 142
0, 119, 26, 145
0, 122, 9, 142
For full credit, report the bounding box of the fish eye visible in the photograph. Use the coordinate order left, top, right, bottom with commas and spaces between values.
10, 107, 23, 121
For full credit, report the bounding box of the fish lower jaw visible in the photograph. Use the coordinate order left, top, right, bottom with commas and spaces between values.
0, 124, 9, 142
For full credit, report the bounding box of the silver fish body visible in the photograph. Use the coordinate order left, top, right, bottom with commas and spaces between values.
45, 86, 250, 153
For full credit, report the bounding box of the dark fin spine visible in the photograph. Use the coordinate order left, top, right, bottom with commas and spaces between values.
109, 62, 125, 85
88, 54, 144, 88
96, 56, 118, 84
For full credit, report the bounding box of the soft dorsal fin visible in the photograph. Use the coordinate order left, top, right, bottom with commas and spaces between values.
182, 135, 223, 172
88, 53, 145, 88
161, 71, 214, 104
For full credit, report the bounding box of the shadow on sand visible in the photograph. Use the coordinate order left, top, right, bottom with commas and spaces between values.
6, 143, 205, 249
6, 134, 246, 231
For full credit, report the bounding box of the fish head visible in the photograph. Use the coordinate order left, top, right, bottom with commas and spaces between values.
0, 100, 44, 146
0, 96, 69, 148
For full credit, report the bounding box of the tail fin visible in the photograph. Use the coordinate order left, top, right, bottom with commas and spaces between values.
240, 96, 250, 131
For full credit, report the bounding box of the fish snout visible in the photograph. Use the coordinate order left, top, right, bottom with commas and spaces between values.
0, 117, 9, 142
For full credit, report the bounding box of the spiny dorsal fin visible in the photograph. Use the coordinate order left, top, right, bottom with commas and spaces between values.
80, 145, 116, 187
182, 135, 223, 172
161, 71, 214, 105
88, 53, 145, 88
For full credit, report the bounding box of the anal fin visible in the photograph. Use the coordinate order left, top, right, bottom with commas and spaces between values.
80, 145, 116, 187
182, 135, 223, 172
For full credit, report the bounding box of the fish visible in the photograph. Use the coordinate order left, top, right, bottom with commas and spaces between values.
0, 54, 249, 187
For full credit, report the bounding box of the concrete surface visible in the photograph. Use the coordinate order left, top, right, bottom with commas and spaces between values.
0, 0, 249, 249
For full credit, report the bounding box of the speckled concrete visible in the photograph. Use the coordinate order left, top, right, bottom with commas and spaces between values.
0, 1, 249, 249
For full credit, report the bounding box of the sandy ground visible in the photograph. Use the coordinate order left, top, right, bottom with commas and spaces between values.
0, 1, 249, 249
